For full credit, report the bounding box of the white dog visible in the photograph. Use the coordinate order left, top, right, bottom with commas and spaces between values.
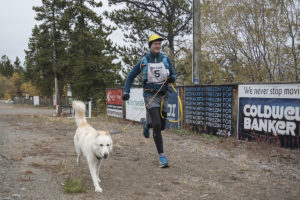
72, 101, 113, 192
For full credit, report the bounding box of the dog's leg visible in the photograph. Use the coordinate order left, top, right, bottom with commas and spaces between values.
87, 157, 103, 192
76, 153, 81, 165
74, 137, 81, 165
96, 159, 102, 183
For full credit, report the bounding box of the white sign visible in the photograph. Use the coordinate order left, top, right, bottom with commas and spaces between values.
238, 84, 300, 99
193, 77, 199, 84
67, 84, 72, 97
33, 96, 39, 106
125, 88, 146, 122
107, 108, 122, 118
53, 94, 56, 106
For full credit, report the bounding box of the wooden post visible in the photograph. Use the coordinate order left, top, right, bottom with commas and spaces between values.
193, 0, 201, 84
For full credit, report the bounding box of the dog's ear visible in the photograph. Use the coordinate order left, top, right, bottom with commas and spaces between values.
97, 130, 110, 136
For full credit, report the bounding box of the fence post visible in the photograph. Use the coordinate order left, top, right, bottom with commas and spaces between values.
232, 85, 239, 139
88, 100, 92, 118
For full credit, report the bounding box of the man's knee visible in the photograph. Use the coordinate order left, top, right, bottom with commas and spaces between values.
161, 111, 167, 130
153, 120, 161, 130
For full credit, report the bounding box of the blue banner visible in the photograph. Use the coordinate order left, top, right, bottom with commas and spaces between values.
239, 98, 300, 137
166, 87, 179, 129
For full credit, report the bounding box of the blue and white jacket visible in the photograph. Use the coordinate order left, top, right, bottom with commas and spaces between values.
124, 51, 176, 97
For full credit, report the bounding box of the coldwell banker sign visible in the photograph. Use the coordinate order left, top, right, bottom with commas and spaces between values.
238, 84, 300, 146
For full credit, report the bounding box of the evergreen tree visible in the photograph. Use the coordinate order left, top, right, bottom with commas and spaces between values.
12, 57, 25, 96
25, 25, 55, 96
62, 0, 122, 102
0, 55, 14, 78
117, 32, 148, 86
25, 0, 68, 114
25, 0, 122, 108
13, 57, 24, 74
105, 0, 192, 65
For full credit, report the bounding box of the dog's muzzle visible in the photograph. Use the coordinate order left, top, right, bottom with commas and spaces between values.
103, 152, 108, 159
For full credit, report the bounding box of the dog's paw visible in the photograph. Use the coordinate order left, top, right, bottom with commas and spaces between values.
95, 186, 103, 193
97, 178, 101, 183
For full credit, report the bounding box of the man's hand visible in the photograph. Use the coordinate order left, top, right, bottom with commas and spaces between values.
166, 76, 175, 83
122, 93, 130, 101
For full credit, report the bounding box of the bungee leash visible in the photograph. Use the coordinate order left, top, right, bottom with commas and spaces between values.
110, 79, 168, 135
160, 83, 183, 123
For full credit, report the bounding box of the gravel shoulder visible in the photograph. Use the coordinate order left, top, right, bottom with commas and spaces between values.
0, 103, 299, 200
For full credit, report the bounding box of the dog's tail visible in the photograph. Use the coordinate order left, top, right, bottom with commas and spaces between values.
72, 101, 87, 127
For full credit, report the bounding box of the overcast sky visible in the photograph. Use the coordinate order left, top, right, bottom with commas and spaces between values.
0, 0, 124, 65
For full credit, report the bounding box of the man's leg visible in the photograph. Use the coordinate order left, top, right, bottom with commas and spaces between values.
146, 111, 153, 129
148, 107, 164, 154
148, 98, 168, 130
160, 96, 168, 131
148, 107, 168, 168
160, 111, 167, 131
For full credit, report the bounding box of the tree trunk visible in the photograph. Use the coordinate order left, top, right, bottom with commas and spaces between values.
52, 2, 61, 116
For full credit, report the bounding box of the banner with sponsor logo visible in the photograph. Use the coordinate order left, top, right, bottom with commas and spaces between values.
166, 87, 179, 129
106, 89, 123, 118
125, 88, 146, 122
238, 84, 300, 148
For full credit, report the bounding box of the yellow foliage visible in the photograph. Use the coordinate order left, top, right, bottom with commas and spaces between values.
63, 84, 68, 96
0, 74, 16, 98
10, 72, 23, 86
10, 72, 23, 95
21, 81, 40, 96
4, 92, 11, 100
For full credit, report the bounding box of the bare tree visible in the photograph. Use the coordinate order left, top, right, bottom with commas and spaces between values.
200, 0, 300, 83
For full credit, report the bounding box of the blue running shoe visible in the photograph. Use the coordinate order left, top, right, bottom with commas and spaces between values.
141, 118, 150, 138
159, 155, 169, 168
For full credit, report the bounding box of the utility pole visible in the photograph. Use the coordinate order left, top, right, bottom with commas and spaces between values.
193, 0, 201, 84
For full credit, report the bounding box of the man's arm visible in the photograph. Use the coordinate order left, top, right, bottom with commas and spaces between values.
167, 57, 176, 82
124, 59, 142, 94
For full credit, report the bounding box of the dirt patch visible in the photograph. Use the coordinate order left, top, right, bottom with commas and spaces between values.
0, 103, 299, 200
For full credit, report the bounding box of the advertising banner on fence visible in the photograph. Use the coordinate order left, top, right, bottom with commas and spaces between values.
166, 87, 179, 129
106, 89, 123, 118
185, 86, 233, 136
238, 84, 300, 147
125, 88, 146, 122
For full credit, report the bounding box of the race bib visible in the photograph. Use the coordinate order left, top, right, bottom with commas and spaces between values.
147, 62, 169, 84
